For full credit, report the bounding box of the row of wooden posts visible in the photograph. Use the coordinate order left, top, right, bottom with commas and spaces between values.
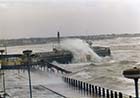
62, 76, 133, 98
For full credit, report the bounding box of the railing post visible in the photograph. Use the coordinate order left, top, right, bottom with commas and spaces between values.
98, 87, 101, 96
73, 79, 75, 86
75, 80, 77, 87
106, 89, 110, 98
78, 80, 80, 88
115, 91, 118, 98
95, 86, 98, 95
80, 81, 82, 89
63, 78, 133, 98
70, 78, 71, 84
78, 81, 80, 89
102, 88, 105, 97
83, 82, 85, 90
71, 79, 73, 85
68, 78, 69, 84
92, 85, 94, 93
72, 79, 75, 86
119, 92, 123, 98
111, 90, 113, 98
66, 77, 68, 83
86, 83, 88, 91
70, 78, 72, 85
129, 96, 132, 98
89, 84, 92, 94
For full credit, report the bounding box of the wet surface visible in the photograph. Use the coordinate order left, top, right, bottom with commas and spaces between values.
1, 37, 140, 97
31, 69, 100, 98
2, 70, 100, 98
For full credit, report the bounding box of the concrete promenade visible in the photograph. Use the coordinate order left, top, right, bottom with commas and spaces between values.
2, 70, 99, 98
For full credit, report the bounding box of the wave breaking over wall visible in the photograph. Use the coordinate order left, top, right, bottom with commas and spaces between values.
60, 39, 102, 63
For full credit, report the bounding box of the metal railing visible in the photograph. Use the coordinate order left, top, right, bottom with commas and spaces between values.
62, 76, 134, 98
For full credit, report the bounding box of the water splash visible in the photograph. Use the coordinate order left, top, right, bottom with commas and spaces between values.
60, 38, 102, 63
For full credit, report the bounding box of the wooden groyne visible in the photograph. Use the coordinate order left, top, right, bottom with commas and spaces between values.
62, 76, 134, 98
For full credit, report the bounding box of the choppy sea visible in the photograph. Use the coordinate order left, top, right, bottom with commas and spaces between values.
1, 36, 140, 97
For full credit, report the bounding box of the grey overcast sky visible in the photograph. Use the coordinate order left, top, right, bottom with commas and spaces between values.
0, 0, 140, 39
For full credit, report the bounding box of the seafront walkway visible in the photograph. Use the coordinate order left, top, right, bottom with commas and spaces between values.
2, 70, 100, 98
1, 61, 134, 98
33, 70, 100, 98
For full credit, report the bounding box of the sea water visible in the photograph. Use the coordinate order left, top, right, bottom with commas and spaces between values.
1, 37, 140, 96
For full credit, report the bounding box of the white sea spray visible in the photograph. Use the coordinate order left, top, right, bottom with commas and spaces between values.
60, 38, 102, 63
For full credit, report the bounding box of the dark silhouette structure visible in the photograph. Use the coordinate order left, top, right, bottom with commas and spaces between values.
123, 67, 140, 98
